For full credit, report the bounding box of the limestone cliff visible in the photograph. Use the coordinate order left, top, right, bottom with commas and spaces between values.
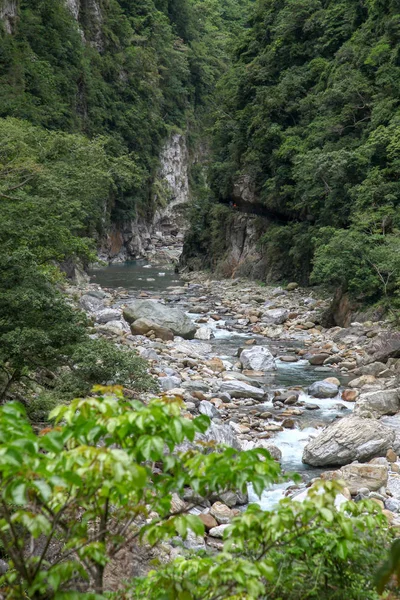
101, 133, 190, 263
0, 0, 17, 34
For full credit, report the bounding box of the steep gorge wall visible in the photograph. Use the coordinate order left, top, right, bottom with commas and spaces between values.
101, 133, 190, 263
0, 0, 17, 33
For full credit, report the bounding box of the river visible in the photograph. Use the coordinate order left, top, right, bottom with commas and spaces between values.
89, 260, 353, 509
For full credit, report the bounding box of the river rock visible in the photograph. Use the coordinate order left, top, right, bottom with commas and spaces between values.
195, 327, 214, 340
123, 300, 196, 339
199, 401, 220, 419
348, 375, 376, 388
366, 332, 400, 364
130, 317, 174, 341
183, 530, 206, 551
308, 381, 339, 399
97, 320, 128, 335
95, 308, 121, 323
80, 294, 104, 312
199, 513, 218, 530
355, 389, 400, 418
239, 346, 276, 371
198, 422, 241, 450
173, 340, 212, 358
208, 524, 229, 538
219, 380, 266, 400
210, 502, 234, 524
308, 354, 330, 366
302, 415, 395, 467
160, 376, 182, 391
338, 463, 388, 494
262, 308, 289, 325
358, 361, 387, 377
342, 389, 358, 402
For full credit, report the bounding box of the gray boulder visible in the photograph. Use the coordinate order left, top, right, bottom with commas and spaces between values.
239, 346, 276, 371
199, 401, 220, 419
95, 308, 121, 324
262, 308, 289, 325
219, 380, 266, 401
80, 294, 104, 313
159, 376, 182, 391
366, 332, 400, 364
302, 415, 395, 467
308, 381, 339, 399
355, 389, 400, 418
123, 299, 196, 339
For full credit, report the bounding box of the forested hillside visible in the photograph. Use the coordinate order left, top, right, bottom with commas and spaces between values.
187, 0, 400, 308
0, 0, 250, 224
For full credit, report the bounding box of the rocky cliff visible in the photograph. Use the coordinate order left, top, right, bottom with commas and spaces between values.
101, 133, 190, 263
0, 0, 17, 33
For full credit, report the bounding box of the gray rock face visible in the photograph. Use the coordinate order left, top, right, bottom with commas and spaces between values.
355, 389, 400, 418
172, 340, 212, 358
262, 308, 289, 325
308, 381, 339, 399
123, 300, 196, 339
0, 0, 17, 34
302, 415, 395, 467
159, 376, 181, 391
387, 475, 400, 500
81, 294, 104, 313
219, 380, 266, 401
95, 308, 121, 324
199, 401, 219, 419
380, 415, 400, 453
239, 346, 276, 371
367, 332, 400, 364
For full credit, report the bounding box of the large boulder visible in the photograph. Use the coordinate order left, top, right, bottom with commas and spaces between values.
381, 415, 400, 453
239, 346, 276, 371
262, 308, 289, 325
302, 415, 395, 467
177, 422, 241, 452
338, 462, 388, 494
123, 300, 196, 339
355, 389, 400, 418
95, 308, 121, 324
130, 317, 174, 341
366, 332, 400, 364
219, 380, 266, 401
308, 380, 339, 399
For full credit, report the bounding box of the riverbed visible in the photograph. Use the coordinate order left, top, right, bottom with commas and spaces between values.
89, 260, 354, 509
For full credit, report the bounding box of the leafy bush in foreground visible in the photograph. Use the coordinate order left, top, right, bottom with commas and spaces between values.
0, 389, 394, 599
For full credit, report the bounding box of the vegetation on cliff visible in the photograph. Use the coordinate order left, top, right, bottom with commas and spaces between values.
189, 0, 400, 306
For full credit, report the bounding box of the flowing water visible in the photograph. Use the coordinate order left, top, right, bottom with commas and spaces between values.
89, 260, 181, 293
90, 261, 353, 510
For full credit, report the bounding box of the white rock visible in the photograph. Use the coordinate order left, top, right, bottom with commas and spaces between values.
239, 346, 276, 371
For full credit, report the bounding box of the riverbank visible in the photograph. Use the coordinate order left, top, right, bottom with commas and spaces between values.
66, 263, 400, 547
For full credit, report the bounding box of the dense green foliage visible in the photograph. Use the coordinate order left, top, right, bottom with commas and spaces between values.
0, 117, 152, 406
0, 391, 395, 599
131, 483, 391, 600
0, 391, 280, 597
188, 0, 400, 302
0, 0, 254, 221
0, 0, 257, 404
